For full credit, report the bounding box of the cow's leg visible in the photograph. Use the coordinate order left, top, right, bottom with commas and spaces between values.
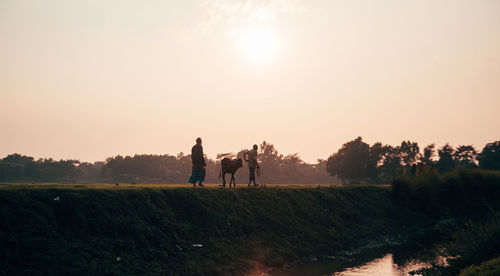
222, 173, 226, 187
231, 173, 236, 187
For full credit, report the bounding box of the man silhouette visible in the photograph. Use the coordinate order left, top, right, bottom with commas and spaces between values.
189, 137, 206, 187
244, 144, 259, 187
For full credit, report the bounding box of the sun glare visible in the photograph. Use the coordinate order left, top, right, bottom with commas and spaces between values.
240, 28, 278, 63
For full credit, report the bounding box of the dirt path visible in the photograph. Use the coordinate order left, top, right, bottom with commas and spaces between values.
0, 182, 360, 190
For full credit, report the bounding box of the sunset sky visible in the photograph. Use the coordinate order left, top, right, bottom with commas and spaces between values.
1, 0, 499, 163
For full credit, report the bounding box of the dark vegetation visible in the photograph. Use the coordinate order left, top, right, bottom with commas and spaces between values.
460, 256, 500, 276
327, 138, 500, 184
0, 186, 429, 276
2, 169, 499, 275
0, 141, 334, 184
391, 169, 500, 275
1, 139, 500, 275
2, 139, 499, 185
0, 154, 82, 183
392, 169, 500, 216
446, 211, 500, 276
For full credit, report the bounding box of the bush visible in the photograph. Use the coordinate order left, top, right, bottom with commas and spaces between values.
460, 256, 500, 276
391, 169, 500, 216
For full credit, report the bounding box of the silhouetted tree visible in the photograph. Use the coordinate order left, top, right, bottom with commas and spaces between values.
13, 138, 500, 185
326, 137, 370, 184
421, 144, 436, 165
2, 154, 34, 165
436, 144, 455, 172
101, 154, 193, 183
377, 145, 402, 182
399, 141, 420, 167
78, 162, 104, 182
0, 154, 81, 182
0, 161, 21, 181
366, 142, 389, 183
453, 145, 478, 169
256, 141, 284, 183
478, 141, 500, 170
36, 159, 80, 182
97, 142, 338, 185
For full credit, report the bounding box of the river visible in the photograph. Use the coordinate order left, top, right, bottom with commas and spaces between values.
265, 230, 444, 276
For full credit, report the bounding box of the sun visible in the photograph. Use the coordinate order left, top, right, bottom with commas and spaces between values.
240, 27, 278, 63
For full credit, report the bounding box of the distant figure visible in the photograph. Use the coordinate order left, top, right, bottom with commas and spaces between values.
189, 137, 206, 187
219, 158, 243, 187
244, 144, 260, 186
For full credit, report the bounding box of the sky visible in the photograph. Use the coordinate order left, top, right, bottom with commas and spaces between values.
1, 0, 499, 163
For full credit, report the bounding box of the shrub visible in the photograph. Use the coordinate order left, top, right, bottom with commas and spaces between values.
391, 169, 500, 216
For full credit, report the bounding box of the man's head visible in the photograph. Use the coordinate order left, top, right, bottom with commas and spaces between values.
196, 137, 202, 144
253, 144, 258, 151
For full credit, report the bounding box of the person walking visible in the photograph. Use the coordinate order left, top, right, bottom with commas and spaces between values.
189, 137, 206, 187
244, 144, 260, 187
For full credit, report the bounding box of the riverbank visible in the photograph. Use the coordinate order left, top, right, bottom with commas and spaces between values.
460, 256, 500, 276
2, 171, 499, 276
0, 186, 432, 275
392, 169, 500, 275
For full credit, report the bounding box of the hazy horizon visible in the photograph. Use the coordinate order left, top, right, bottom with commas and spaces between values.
1, 0, 499, 164
1, 137, 499, 165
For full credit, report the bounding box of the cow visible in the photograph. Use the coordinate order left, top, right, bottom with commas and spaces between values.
219, 158, 243, 187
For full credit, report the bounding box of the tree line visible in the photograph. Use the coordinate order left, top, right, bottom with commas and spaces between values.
0, 154, 82, 183
326, 137, 500, 184
1, 139, 499, 184
0, 141, 336, 184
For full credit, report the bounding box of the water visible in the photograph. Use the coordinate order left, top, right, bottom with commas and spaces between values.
264, 231, 441, 276
332, 254, 429, 276
267, 252, 431, 276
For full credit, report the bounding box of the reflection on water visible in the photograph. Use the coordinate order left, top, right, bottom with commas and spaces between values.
267, 231, 441, 276
334, 254, 430, 276
267, 253, 431, 276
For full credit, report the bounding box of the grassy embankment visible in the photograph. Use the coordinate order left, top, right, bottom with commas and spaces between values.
1, 185, 427, 276
392, 169, 500, 275
2, 169, 499, 276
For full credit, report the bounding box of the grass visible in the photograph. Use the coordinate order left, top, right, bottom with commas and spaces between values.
0, 182, 347, 190
2, 170, 499, 276
460, 256, 500, 276
0, 185, 426, 276
391, 169, 500, 275
418, 210, 500, 275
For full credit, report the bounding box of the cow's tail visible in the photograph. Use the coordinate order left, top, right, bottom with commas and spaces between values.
219, 168, 222, 179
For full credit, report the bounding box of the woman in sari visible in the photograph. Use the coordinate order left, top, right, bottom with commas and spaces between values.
189, 137, 206, 186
